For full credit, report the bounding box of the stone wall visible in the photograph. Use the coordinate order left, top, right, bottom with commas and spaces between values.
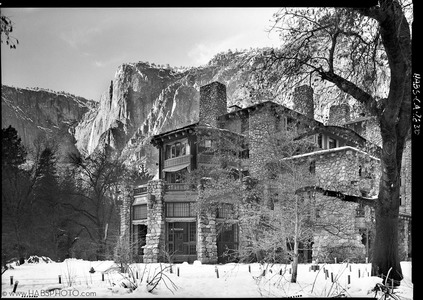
197, 210, 218, 263
292, 85, 314, 119
119, 186, 132, 239
312, 194, 366, 262
143, 180, 166, 263
292, 148, 381, 262
328, 104, 351, 126
313, 148, 380, 198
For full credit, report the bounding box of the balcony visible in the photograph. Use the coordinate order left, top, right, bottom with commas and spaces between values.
165, 183, 195, 192
134, 184, 148, 196
164, 155, 191, 169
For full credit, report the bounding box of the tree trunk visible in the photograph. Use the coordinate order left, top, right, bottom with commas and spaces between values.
291, 241, 299, 283
371, 125, 404, 284
291, 195, 299, 283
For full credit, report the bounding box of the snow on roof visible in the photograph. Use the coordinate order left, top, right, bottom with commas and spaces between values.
283, 146, 380, 162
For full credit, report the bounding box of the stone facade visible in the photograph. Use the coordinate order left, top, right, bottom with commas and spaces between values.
199, 81, 227, 127
292, 85, 314, 119
197, 210, 218, 263
312, 194, 366, 262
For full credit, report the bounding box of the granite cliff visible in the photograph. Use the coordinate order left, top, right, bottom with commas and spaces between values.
1, 86, 96, 162
74, 49, 294, 175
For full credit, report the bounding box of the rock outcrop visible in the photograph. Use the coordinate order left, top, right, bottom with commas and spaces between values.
1, 86, 95, 162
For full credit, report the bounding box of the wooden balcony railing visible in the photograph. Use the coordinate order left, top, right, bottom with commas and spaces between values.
164, 155, 191, 169
165, 183, 196, 192
134, 185, 148, 196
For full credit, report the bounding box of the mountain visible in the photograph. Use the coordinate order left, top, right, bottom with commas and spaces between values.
1, 86, 96, 162
1, 48, 313, 175
73, 48, 295, 175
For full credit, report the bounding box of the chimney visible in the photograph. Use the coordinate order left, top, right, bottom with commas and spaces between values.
328, 104, 351, 126
292, 85, 314, 119
199, 81, 227, 127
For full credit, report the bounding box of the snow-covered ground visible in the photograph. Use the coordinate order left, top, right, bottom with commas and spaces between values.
1, 257, 413, 298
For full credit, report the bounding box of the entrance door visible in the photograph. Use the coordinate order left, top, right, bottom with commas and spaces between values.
167, 222, 197, 262
174, 231, 184, 254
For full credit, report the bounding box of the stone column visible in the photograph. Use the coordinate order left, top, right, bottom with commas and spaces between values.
197, 210, 218, 264
119, 186, 132, 240
143, 180, 166, 263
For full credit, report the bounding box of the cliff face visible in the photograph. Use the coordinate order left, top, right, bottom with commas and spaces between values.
1, 86, 95, 162
73, 49, 291, 175
1, 49, 290, 174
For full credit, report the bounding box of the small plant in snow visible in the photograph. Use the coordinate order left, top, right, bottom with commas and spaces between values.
146, 263, 178, 294
62, 259, 77, 287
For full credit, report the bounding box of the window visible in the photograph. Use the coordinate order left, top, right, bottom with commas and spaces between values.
166, 202, 196, 217
167, 222, 196, 256
356, 203, 365, 217
165, 168, 188, 183
241, 116, 249, 133
309, 161, 316, 175
317, 134, 323, 148
165, 140, 190, 159
217, 204, 234, 218
133, 204, 147, 220
328, 137, 337, 149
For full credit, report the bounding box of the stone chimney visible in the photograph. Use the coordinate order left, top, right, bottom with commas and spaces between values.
199, 81, 227, 127
292, 85, 314, 119
328, 103, 351, 126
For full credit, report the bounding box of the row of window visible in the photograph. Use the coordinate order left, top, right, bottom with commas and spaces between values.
165, 140, 190, 160
165, 168, 188, 183
133, 203, 234, 220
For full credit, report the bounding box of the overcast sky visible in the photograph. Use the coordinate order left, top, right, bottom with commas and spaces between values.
1, 7, 281, 101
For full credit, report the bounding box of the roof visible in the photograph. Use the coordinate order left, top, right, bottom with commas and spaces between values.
283, 146, 380, 162
217, 100, 323, 127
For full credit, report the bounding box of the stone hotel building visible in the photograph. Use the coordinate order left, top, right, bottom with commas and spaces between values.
120, 81, 411, 264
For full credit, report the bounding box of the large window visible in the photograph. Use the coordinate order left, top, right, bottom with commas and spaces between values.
217, 204, 234, 218
167, 222, 196, 256
133, 204, 147, 220
217, 223, 238, 263
165, 168, 188, 183
165, 140, 189, 160
166, 202, 196, 217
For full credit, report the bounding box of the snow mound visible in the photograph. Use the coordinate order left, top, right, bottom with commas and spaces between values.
347, 276, 382, 295
26, 255, 54, 264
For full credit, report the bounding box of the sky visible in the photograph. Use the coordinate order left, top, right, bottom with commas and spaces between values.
1, 7, 282, 101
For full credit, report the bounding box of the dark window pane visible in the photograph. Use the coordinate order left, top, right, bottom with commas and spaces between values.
165, 145, 171, 159
133, 204, 147, 220
175, 142, 181, 157
328, 138, 337, 149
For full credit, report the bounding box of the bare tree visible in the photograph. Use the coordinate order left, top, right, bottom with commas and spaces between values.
66, 149, 130, 259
